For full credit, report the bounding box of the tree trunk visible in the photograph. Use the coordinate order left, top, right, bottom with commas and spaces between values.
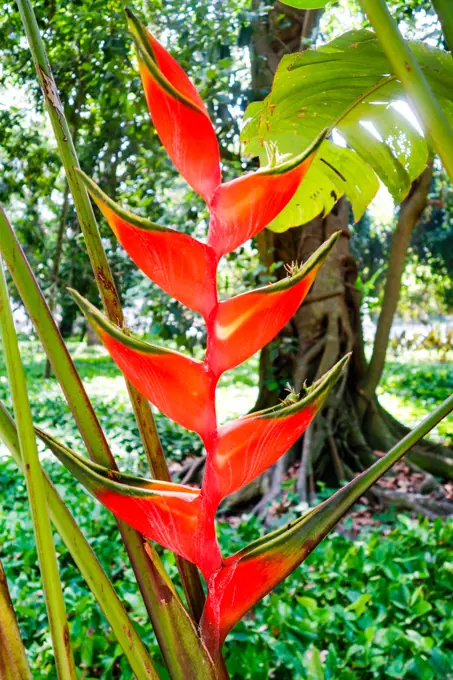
360, 163, 434, 402
229, 1, 453, 513
86, 323, 100, 346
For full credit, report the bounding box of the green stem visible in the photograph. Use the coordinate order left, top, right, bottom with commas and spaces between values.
0, 260, 76, 679
15, 0, 204, 619
303, 392, 453, 542
0, 208, 115, 468
0, 208, 217, 678
358, 0, 453, 182
432, 0, 453, 54
0, 403, 158, 680
0, 559, 32, 680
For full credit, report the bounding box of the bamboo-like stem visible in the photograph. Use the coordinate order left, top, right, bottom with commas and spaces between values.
0, 260, 76, 679
358, 0, 453, 182
0, 560, 32, 680
0, 403, 158, 680
15, 0, 204, 619
0, 208, 217, 678
432, 0, 453, 54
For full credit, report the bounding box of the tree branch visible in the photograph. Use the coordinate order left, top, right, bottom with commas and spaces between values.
362, 163, 433, 399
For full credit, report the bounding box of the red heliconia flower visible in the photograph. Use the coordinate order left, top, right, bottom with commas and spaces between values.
126, 8, 221, 204
202, 357, 348, 507
206, 233, 339, 376
51, 9, 349, 653
77, 173, 218, 319
70, 289, 217, 440
39, 430, 222, 579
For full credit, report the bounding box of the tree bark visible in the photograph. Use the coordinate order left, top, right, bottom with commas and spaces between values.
238, 2, 453, 513
361, 162, 434, 402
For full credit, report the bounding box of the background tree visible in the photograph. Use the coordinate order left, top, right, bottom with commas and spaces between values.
236, 0, 453, 510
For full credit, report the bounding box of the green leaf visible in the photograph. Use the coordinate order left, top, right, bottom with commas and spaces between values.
241, 29, 453, 229
267, 141, 378, 231
306, 646, 325, 680
280, 0, 329, 7
346, 593, 372, 617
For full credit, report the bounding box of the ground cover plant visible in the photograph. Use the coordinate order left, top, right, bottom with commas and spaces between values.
0, 342, 452, 678
0, 0, 452, 678
2, 450, 453, 679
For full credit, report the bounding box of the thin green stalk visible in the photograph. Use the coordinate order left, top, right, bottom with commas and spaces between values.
0, 260, 76, 679
0, 403, 158, 680
301, 392, 453, 542
359, 0, 453, 182
0, 559, 32, 680
15, 0, 204, 619
0, 208, 113, 468
0, 208, 217, 678
432, 0, 453, 54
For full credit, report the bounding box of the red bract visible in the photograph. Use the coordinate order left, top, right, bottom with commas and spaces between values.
70, 290, 217, 440
206, 233, 339, 376
56, 10, 348, 653
127, 9, 221, 204
207, 150, 317, 259
77, 172, 218, 319
39, 431, 222, 579
203, 358, 347, 505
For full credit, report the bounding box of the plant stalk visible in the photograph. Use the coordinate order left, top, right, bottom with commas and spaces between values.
0, 207, 217, 678
358, 0, 453, 181
0, 259, 77, 679
0, 559, 32, 680
304, 391, 453, 542
0, 402, 158, 680
432, 0, 453, 54
15, 0, 204, 620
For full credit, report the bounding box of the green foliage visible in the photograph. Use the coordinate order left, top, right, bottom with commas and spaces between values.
379, 354, 453, 445
241, 29, 453, 230
1, 452, 452, 678
280, 0, 330, 7
0, 341, 450, 677
0, 341, 204, 468
0, 0, 248, 336
220, 511, 453, 679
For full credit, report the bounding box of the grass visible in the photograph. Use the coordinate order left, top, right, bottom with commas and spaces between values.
378, 351, 453, 445
0, 339, 452, 678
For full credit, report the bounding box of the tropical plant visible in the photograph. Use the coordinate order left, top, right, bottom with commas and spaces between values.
0, 1, 452, 678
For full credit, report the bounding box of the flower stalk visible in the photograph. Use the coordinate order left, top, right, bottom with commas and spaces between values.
0, 401, 158, 680
15, 0, 205, 620
0, 258, 77, 679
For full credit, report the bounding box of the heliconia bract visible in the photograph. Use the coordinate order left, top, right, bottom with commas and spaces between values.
51, 10, 349, 656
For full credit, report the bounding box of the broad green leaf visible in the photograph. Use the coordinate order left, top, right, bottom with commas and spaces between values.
268, 141, 378, 231
241, 29, 453, 230
347, 593, 372, 617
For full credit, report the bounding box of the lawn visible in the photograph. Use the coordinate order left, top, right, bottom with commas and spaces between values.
0, 340, 452, 678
